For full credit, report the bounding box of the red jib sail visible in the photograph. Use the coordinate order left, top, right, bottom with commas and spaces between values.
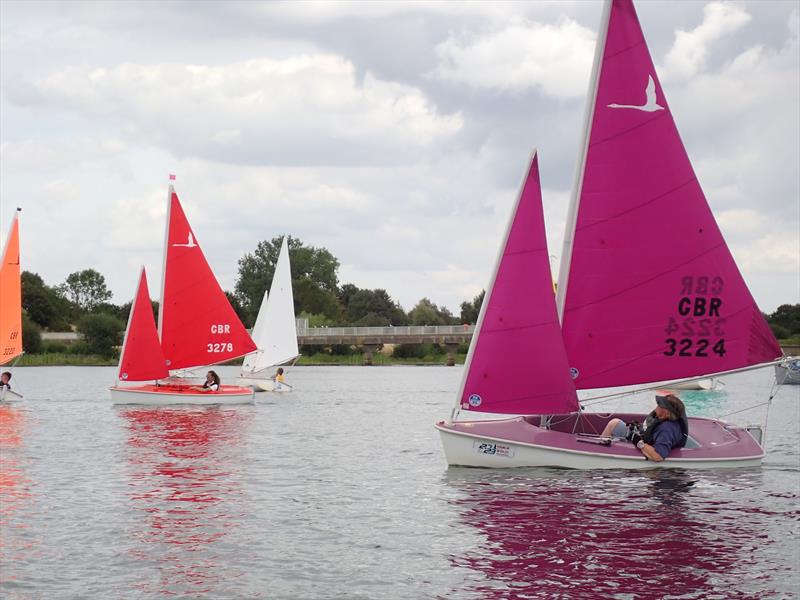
158, 188, 256, 370
118, 268, 169, 381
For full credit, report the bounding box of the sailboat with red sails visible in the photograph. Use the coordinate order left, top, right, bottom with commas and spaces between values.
110, 185, 256, 405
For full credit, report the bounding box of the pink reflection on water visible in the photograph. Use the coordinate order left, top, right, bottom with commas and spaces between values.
122, 407, 249, 597
447, 470, 775, 600
0, 405, 34, 586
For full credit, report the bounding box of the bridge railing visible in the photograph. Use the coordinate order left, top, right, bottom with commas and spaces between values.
296, 325, 475, 337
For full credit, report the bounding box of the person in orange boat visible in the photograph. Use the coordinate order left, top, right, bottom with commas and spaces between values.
191, 370, 220, 392
0, 371, 11, 391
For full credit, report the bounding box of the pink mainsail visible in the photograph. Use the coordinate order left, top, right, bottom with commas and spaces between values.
459, 152, 580, 415
118, 268, 169, 382
558, 0, 781, 390
159, 188, 256, 370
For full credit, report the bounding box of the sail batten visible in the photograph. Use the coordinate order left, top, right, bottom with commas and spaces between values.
559, 0, 782, 390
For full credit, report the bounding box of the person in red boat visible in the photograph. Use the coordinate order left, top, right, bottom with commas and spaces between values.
191, 370, 220, 392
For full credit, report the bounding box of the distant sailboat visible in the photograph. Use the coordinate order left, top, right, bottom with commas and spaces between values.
110, 185, 256, 405
0, 209, 23, 402
238, 236, 299, 392
436, 0, 784, 469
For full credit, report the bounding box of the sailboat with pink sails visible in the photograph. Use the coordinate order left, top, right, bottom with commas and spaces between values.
110, 184, 256, 405
436, 0, 789, 469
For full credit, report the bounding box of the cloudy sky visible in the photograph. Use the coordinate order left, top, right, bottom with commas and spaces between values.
1, 0, 798, 315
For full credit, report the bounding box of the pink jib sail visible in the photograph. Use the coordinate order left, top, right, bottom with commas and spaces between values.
159, 189, 256, 370
118, 268, 169, 382
460, 152, 579, 415
559, 0, 781, 390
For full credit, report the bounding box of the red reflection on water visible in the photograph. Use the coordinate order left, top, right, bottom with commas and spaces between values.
0, 405, 33, 583
122, 407, 249, 597
447, 471, 764, 600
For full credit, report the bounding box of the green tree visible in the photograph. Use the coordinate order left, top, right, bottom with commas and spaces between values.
21, 314, 42, 354
768, 304, 800, 336
345, 288, 408, 325
21, 271, 71, 330
294, 277, 339, 319
77, 313, 124, 357
235, 236, 340, 324
409, 298, 458, 326
58, 269, 113, 312
460, 290, 485, 324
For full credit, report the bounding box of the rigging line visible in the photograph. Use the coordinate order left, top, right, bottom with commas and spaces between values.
574, 177, 694, 233
578, 359, 785, 404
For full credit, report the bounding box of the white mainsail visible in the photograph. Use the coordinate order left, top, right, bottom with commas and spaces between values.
241, 236, 299, 375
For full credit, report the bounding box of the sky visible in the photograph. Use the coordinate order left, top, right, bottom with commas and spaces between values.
1, 0, 798, 315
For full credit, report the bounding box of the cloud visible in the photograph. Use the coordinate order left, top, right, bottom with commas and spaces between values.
431, 17, 595, 98
0, 137, 127, 173
662, 2, 751, 81
5, 55, 463, 167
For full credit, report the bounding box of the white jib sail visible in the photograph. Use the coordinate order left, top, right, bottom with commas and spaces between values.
241, 236, 299, 375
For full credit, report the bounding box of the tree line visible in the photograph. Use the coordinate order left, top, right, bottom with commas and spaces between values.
19, 236, 487, 357
18, 235, 800, 358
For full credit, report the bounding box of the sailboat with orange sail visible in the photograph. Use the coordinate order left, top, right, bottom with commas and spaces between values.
0, 208, 23, 402
110, 185, 256, 405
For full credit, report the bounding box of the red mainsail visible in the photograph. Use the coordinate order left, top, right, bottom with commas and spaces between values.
159, 189, 256, 370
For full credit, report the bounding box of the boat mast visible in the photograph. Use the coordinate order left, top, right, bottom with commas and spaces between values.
449, 149, 540, 423
157, 179, 174, 346
556, 0, 612, 322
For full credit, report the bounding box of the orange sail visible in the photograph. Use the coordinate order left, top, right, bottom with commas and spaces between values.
158, 188, 256, 370
118, 268, 169, 382
0, 212, 22, 365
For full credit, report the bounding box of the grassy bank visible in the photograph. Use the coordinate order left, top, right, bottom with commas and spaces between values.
17, 353, 118, 366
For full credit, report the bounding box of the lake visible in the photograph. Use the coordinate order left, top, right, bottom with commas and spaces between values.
0, 365, 798, 599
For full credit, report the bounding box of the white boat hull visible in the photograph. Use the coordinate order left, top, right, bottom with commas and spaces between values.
0, 388, 23, 403
110, 384, 255, 405
661, 378, 722, 391
436, 414, 764, 470
775, 363, 800, 385
237, 376, 293, 392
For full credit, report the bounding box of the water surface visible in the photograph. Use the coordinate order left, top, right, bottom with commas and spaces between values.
1, 366, 798, 599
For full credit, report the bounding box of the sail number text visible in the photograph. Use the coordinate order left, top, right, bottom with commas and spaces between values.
208, 324, 233, 353
664, 276, 727, 359
207, 342, 234, 353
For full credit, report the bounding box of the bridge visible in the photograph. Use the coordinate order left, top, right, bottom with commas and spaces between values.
42, 325, 476, 366
297, 325, 475, 365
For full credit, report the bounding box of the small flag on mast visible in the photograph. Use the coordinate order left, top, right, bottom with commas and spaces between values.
169, 174, 176, 181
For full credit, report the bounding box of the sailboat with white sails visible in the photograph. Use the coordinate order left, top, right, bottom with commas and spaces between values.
237, 236, 299, 392
436, 0, 790, 469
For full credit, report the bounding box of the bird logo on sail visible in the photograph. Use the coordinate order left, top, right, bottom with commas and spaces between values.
608, 75, 664, 112
172, 232, 198, 248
